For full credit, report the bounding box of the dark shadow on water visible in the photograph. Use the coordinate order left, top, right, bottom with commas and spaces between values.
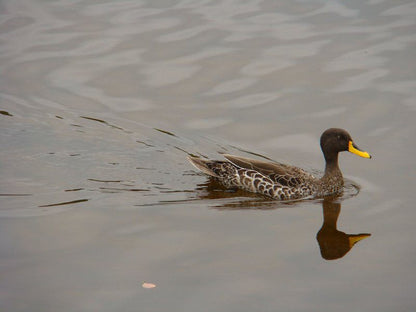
193, 178, 371, 260
317, 198, 371, 260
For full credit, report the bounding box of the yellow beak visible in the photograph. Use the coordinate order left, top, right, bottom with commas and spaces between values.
349, 234, 371, 248
348, 141, 371, 159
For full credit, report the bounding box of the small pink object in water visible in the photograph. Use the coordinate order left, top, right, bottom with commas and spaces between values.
142, 282, 156, 289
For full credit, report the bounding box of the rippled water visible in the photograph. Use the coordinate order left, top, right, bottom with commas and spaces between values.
1, 1, 416, 311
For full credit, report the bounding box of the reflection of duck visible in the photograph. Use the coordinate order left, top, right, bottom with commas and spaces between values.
192, 181, 370, 259
193, 178, 284, 210
317, 199, 371, 260
189, 128, 371, 200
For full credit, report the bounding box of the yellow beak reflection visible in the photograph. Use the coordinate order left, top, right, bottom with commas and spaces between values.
348, 141, 371, 159
349, 234, 372, 248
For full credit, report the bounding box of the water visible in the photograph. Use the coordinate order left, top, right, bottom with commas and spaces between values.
1, 0, 416, 311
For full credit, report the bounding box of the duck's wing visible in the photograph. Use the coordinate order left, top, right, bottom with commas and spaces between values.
223, 154, 314, 187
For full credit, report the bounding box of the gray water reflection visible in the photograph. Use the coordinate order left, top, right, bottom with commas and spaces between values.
193, 178, 370, 260
317, 199, 371, 261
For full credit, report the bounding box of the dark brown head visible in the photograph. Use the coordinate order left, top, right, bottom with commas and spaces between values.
320, 128, 371, 163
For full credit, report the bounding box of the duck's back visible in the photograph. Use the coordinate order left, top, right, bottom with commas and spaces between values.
223, 154, 315, 187
189, 155, 318, 200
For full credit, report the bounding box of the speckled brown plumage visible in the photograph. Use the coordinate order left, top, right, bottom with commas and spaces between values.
188, 128, 371, 200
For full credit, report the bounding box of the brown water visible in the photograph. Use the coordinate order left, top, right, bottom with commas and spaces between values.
1, 1, 416, 311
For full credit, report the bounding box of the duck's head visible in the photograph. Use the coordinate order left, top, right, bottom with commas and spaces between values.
320, 128, 371, 161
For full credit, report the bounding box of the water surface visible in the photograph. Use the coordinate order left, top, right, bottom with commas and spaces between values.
1, 1, 416, 311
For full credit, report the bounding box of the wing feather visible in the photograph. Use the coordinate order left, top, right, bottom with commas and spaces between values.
223, 154, 314, 187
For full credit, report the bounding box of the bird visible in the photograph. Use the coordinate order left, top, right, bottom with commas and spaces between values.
188, 128, 371, 200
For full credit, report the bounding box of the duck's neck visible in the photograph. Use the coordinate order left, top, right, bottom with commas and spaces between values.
322, 153, 342, 180
317, 152, 344, 196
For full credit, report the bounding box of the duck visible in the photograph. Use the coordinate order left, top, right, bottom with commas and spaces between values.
188, 128, 371, 200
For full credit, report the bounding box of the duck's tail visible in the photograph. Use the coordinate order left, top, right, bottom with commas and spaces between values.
187, 156, 220, 177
